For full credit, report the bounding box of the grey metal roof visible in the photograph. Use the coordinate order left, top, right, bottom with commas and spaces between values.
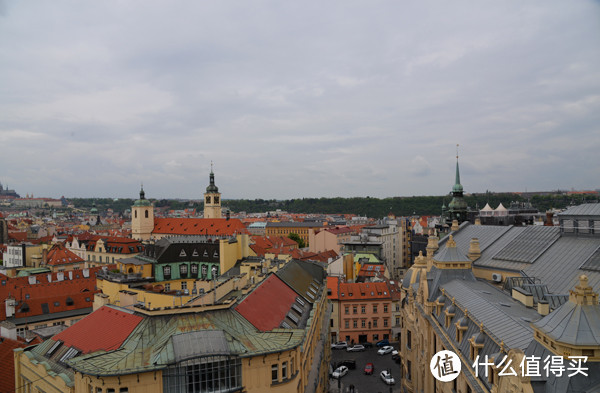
171, 330, 231, 362
447, 223, 600, 296
433, 242, 471, 263
523, 237, 600, 295
533, 301, 600, 346
491, 226, 559, 264
441, 279, 540, 350
558, 203, 600, 217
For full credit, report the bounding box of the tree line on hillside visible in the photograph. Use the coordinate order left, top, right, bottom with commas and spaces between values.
65, 193, 597, 218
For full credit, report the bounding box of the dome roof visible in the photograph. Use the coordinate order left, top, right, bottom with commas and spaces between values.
458, 317, 468, 327
206, 171, 219, 193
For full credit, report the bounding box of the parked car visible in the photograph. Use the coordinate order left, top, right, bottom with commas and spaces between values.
364, 362, 375, 375
359, 341, 373, 348
331, 341, 348, 349
392, 354, 401, 364
376, 339, 390, 347
391, 350, 399, 356
377, 345, 394, 355
338, 359, 356, 370
332, 365, 349, 379
380, 370, 395, 385
346, 344, 366, 352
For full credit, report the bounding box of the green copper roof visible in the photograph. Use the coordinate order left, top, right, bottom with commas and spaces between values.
133, 186, 152, 207
452, 159, 463, 193
206, 171, 219, 193
66, 308, 306, 376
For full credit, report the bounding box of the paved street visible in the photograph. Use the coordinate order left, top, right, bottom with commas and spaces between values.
329, 345, 402, 393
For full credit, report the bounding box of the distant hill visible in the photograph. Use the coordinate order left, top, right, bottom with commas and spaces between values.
65, 192, 597, 218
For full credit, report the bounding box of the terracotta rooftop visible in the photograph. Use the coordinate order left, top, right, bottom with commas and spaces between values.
235, 274, 298, 331
53, 306, 143, 354
153, 218, 248, 236
46, 243, 84, 266
338, 281, 392, 300
0, 336, 42, 393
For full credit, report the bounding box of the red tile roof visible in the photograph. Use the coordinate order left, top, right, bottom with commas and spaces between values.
0, 336, 42, 393
235, 274, 298, 331
153, 218, 248, 237
0, 267, 105, 321
53, 306, 143, 354
327, 276, 340, 300
338, 281, 392, 300
358, 263, 386, 277
325, 227, 354, 235
46, 243, 84, 266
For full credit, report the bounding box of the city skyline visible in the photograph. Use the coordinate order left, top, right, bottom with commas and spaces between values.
1, 1, 599, 199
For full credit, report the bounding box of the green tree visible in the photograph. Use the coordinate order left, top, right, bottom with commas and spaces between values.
288, 233, 306, 248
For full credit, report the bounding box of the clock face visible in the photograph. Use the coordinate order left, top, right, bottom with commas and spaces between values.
206, 196, 211, 204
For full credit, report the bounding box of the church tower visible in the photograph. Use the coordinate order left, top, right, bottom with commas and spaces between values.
131, 185, 154, 241
445, 147, 468, 226
203, 164, 222, 219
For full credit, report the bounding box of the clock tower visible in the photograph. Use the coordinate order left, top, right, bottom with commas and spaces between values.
203, 164, 222, 219
131, 185, 154, 241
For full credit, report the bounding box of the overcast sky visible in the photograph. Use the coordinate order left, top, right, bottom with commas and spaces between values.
1, 1, 599, 200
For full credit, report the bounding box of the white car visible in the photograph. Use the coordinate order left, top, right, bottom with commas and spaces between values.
331, 341, 348, 350
346, 344, 365, 352
332, 365, 349, 379
377, 345, 394, 355
391, 349, 399, 356
380, 370, 395, 385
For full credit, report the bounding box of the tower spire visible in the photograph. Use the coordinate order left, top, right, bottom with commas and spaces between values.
453, 144, 463, 193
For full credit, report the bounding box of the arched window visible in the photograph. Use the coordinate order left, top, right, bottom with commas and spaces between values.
145, 209, 149, 218
134, 210, 137, 218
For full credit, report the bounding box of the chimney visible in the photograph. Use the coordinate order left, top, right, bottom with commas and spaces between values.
0, 321, 17, 340
474, 218, 481, 226
451, 220, 459, 231
544, 211, 554, 226
537, 300, 550, 316
5, 297, 16, 319
468, 238, 481, 261
41, 244, 48, 265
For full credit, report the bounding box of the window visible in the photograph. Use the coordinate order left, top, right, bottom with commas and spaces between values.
271, 364, 278, 382
345, 320, 349, 329
353, 320, 357, 328
384, 319, 388, 327
361, 305, 366, 314
373, 319, 378, 328
180, 264, 188, 277
395, 317, 400, 326
345, 306, 349, 314
282, 361, 288, 379
407, 360, 412, 381
145, 210, 149, 218
330, 319, 334, 327
384, 304, 388, 313
191, 264, 198, 276
119, 389, 128, 393
407, 330, 412, 349
373, 334, 379, 341
107, 389, 115, 393
206, 196, 211, 204
373, 305, 378, 313
165, 283, 171, 291
361, 320, 366, 328
182, 282, 187, 290
163, 265, 171, 279
353, 306, 357, 314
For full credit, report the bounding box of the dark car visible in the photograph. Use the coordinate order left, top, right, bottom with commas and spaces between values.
376, 339, 390, 347
364, 362, 374, 375
359, 341, 373, 348
338, 359, 356, 370
392, 354, 401, 364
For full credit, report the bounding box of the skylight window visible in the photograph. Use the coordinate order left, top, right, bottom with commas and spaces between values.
296, 298, 306, 306
59, 347, 80, 363
291, 304, 303, 315
288, 313, 299, 324
46, 340, 62, 356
